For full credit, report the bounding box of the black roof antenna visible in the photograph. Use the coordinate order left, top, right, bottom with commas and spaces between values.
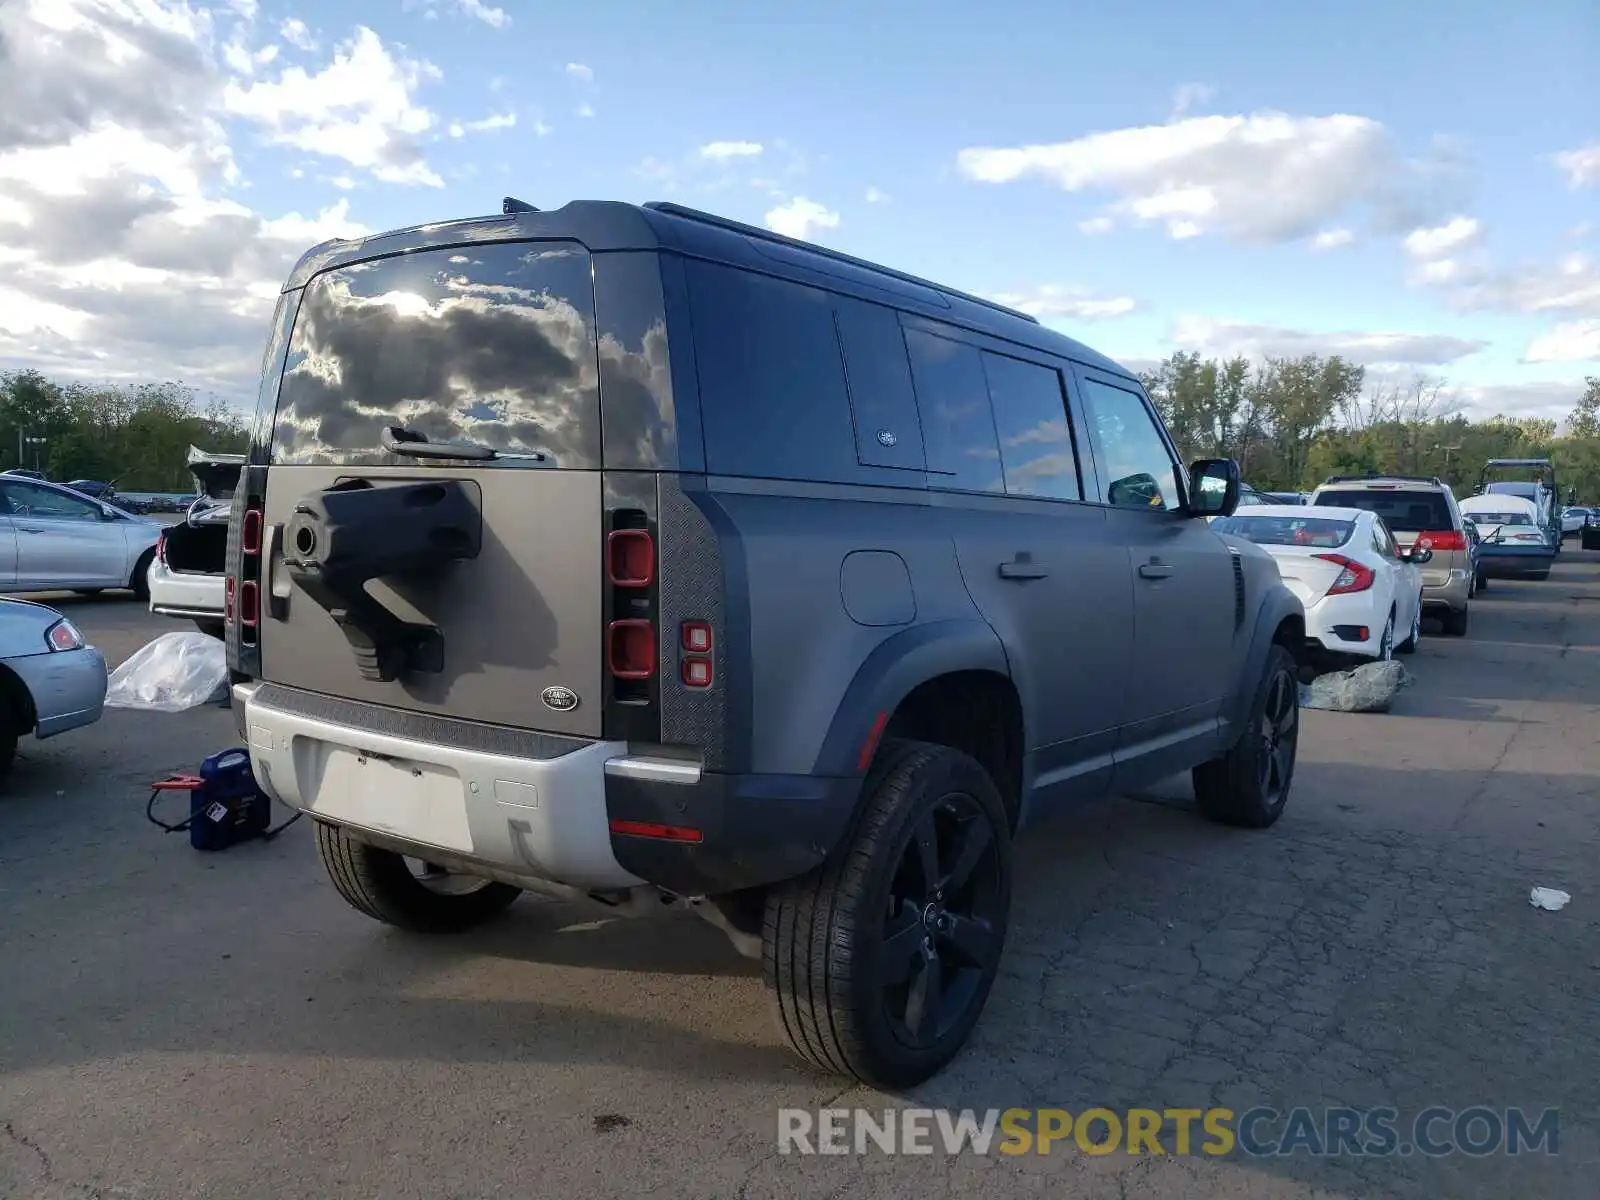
502, 196, 539, 214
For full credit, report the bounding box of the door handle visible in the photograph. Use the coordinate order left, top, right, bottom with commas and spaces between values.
1138, 559, 1174, 580
16, 527, 44, 535
997, 555, 1048, 581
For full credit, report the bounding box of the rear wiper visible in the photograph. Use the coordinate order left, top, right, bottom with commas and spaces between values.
381, 425, 546, 463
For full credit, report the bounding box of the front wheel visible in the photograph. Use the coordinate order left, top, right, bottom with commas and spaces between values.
1193, 643, 1299, 829
763, 740, 1012, 1089
314, 821, 521, 933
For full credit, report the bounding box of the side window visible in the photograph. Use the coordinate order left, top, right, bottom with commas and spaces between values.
4, 482, 101, 522
980, 352, 1082, 501
1078, 378, 1182, 511
903, 326, 1003, 493
834, 296, 926, 471
685, 261, 862, 483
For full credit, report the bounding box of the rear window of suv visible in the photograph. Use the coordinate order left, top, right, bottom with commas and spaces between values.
270, 241, 600, 467
1314, 489, 1452, 533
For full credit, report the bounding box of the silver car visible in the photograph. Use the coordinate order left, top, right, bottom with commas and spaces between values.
0, 598, 107, 779
0, 476, 163, 597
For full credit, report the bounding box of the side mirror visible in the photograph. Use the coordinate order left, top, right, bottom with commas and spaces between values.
1407, 546, 1434, 565
1187, 458, 1241, 518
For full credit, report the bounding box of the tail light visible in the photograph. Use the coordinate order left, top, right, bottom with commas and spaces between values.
238, 580, 259, 627
607, 619, 655, 679
230, 501, 265, 645
607, 529, 654, 588
242, 509, 262, 555
680, 621, 713, 688
1314, 553, 1375, 595
225, 574, 236, 622
1415, 530, 1465, 552
155, 530, 167, 564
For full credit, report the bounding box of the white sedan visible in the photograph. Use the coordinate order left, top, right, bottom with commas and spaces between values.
1561, 506, 1592, 537
1212, 504, 1430, 662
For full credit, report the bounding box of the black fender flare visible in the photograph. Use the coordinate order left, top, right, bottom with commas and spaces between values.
1222, 583, 1304, 734
811, 619, 1013, 778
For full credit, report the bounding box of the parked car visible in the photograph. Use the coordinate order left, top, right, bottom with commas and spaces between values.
1583, 510, 1600, 551
0, 598, 106, 780
1308, 474, 1472, 636
1259, 490, 1307, 506
1211, 506, 1427, 662
147, 447, 244, 638
224, 197, 1306, 1089
1459, 494, 1556, 580
1477, 458, 1562, 553
1561, 506, 1592, 538
0, 476, 161, 598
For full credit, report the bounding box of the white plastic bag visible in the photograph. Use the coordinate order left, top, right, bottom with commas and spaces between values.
1530, 887, 1571, 912
105, 631, 229, 712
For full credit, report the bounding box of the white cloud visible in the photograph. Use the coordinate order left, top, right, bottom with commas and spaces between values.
1171, 316, 1488, 366
989, 285, 1136, 321
1443, 379, 1593, 422
1553, 143, 1600, 188
1449, 253, 1600, 317
223, 26, 444, 186
764, 197, 840, 240
279, 18, 316, 51
408, 0, 509, 27
1524, 319, 1600, 363
1169, 83, 1214, 120
449, 111, 516, 138
566, 62, 594, 84
699, 140, 763, 161
865, 186, 889, 204
1311, 228, 1354, 251
1403, 215, 1482, 258
576, 103, 595, 119
956, 110, 1464, 245
1078, 216, 1114, 235
0, 0, 380, 399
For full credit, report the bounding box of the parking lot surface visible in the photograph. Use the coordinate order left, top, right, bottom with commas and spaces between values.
2, 561, 1598, 1200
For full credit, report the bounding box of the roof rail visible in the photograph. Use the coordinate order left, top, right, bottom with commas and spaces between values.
1323, 473, 1445, 486
642, 201, 1041, 325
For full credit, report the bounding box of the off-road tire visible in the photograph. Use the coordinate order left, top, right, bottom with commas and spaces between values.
1440, 605, 1469, 637
1192, 643, 1299, 829
129, 549, 155, 601
763, 739, 1013, 1089
314, 820, 521, 933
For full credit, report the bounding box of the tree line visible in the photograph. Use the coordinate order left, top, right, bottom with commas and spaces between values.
1141, 353, 1600, 504
6, 359, 1600, 502
0, 370, 249, 493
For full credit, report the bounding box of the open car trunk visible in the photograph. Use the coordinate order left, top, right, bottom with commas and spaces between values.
165, 448, 245, 576
253, 237, 608, 740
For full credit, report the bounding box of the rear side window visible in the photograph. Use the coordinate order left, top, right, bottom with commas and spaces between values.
1315, 490, 1451, 533
685, 261, 866, 482
980, 352, 1081, 501
272, 241, 600, 467
903, 327, 1002, 493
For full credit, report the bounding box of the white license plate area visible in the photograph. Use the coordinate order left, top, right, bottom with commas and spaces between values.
308, 746, 473, 853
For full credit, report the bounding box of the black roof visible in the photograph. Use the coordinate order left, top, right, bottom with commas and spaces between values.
282, 199, 1134, 379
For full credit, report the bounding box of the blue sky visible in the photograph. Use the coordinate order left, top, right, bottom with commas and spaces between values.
1, 0, 1596, 420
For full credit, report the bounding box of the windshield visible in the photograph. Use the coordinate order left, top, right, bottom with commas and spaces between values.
270, 240, 601, 467
1212, 515, 1355, 547
1314, 489, 1451, 533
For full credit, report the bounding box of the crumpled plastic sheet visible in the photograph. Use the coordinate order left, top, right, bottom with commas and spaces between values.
1298, 659, 1413, 713
105, 631, 230, 712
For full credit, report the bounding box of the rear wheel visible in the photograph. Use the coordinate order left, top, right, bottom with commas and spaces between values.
314, 821, 521, 933
194, 618, 225, 640
1441, 605, 1469, 636
1193, 644, 1299, 829
1395, 598, 1421, 654
763, 739, 1012, 1089
1475, 564, 1488, 591
1376, 611, 1395, 661
129, 549, 155, 601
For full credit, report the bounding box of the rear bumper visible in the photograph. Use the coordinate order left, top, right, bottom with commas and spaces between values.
1420, 569, 1471, 612
1477, 545, 1556, 577
235, 681, 858, 896
148, 560, 224, 620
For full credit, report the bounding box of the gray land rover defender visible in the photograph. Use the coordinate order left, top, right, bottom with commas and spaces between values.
226, 198, 1305, 1088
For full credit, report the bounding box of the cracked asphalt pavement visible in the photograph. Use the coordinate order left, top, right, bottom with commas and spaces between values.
3, 555, 1598, 1199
